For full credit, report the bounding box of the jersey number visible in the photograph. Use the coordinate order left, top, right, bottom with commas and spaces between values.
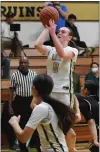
52, 62, 59, 73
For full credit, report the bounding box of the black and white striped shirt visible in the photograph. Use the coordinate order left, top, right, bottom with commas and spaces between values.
10, 69, 37, 97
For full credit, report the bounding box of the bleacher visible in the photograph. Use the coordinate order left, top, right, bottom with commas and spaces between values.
1, 47, 99, 147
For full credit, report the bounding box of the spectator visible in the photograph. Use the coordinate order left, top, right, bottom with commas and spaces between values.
85, 62, 99, 86
8, 57, 41, 152
76, 80, 99, 151
1, 52, 10, 79
1, 12, 23, 57
66, 14, 87, 56
43, 1, 68, 46
66, 14, 96, 57
9, 74, 76, 152
73, 67, 81, 93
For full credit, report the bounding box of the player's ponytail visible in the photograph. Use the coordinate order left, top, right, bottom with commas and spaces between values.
41, 95, 76, 134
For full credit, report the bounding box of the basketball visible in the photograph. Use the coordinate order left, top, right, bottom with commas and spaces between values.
40, 6, 59, 26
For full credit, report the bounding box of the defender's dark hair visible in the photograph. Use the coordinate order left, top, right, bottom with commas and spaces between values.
90, 62, 99, 68
33, 74, 76, 134
33, 74, 54, 96
84, 80, 99, 99
68, 14, 77, 20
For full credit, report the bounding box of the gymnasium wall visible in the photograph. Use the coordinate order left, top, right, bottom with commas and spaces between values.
1, 1, 99, 47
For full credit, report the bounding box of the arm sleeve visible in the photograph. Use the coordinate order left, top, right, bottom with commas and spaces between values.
26, 104, 48, 130
45, 45, 54, 56
64, 47, 78, 60
71, 48, 78, 59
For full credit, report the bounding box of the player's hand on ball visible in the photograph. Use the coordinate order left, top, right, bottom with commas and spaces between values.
9, 115, 21, 126
45, 19, 56, 36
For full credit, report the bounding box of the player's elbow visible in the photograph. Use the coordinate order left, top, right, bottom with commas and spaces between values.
58, 52, 65, 58
34, 43, 42, 51
34, 42, 40, 49
59, 54, 64, 58
34, 43, 45, 55
20, 138, 26, 143
19, 136, 27, 143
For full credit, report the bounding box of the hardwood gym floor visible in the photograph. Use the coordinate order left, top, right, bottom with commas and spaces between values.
1, 142, 91, 152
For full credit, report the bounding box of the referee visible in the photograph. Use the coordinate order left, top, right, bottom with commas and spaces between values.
9, 57, 41, 152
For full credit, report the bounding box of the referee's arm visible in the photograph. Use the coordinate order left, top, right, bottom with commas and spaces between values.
8, 87, 15, 115
9, 87, 15, 105
9, 74, 16, 115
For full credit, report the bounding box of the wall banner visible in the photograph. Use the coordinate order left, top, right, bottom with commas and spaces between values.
1, 2, 99, 21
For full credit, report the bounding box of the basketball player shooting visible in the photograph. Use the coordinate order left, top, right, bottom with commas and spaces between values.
34, 17, 79, 152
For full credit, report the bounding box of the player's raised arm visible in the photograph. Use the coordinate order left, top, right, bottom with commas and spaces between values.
35, 6, 59, 55
34, 28, 49, 55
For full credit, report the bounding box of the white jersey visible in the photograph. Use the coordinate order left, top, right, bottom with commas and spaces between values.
26, 102, 68, 152
46, 46, 78, 94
